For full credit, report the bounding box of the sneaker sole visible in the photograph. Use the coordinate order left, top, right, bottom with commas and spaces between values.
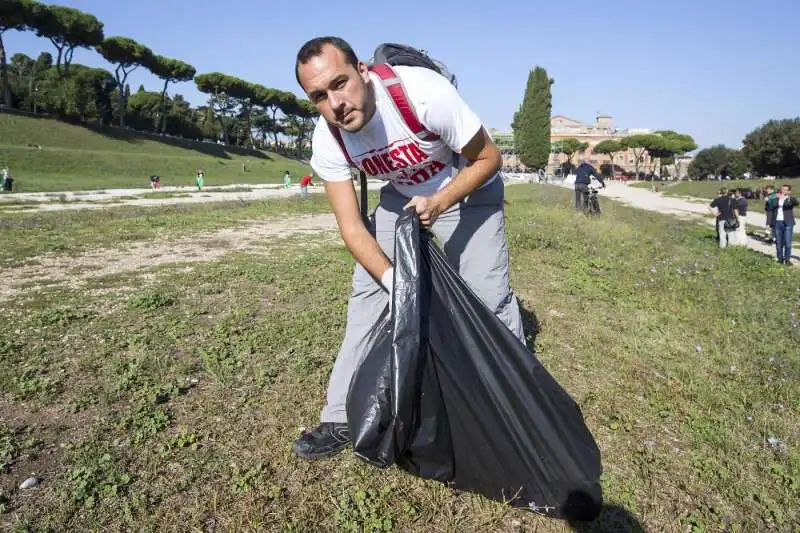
292, 442, 350, 460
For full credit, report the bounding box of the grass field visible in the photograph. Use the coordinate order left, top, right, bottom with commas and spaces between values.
1, 185, 798, 532
0, 113, 312, 193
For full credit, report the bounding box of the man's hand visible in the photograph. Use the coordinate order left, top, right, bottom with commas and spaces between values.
404, 195, 445, 228
412, 127, 501, 223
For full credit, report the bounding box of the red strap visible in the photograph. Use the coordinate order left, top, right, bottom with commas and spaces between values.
328, 123, 354, 166
369, 63, 440, 142
327, 63, 440, 168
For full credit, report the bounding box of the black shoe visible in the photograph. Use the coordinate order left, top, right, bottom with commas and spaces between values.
293, 423, 350, 460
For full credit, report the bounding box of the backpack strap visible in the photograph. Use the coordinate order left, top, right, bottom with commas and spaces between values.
327, 122, 369, 226
369, 63, 440, 142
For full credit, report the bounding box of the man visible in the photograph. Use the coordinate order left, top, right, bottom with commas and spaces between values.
710, 188, 738, 248
764, 185, 777, 244
770, 184, 797, 265
292, 36, 526, 459
574, 157, 604, 211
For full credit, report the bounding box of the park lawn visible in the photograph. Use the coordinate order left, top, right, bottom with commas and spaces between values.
0, 113, 312, 192
0, 185, 798, 532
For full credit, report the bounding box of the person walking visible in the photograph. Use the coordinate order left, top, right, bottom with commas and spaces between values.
764, 185, 777, 244
710, 188, 739, 249
732, 188, 748, 245
574, 158, 604, 211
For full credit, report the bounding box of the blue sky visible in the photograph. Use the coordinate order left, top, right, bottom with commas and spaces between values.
5, 0, 798, 149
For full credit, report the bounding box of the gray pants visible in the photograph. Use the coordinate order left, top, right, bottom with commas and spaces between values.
320, 178, 526, 423
575, 183, 589, 210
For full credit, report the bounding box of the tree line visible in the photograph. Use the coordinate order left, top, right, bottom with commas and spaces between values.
0, 0, 318, 153
688, 119, 800, 180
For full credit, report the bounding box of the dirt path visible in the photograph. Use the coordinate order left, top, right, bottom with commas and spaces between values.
586, 182, 799, 264
0, 181, 386, 212
1, 213, 339, 303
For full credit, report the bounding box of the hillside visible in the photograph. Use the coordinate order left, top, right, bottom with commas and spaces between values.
0, 112, 312, 192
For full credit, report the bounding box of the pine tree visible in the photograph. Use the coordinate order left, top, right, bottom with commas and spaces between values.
513, 66, 552, 171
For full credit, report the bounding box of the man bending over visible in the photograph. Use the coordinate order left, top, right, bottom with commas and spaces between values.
292, 36, 526, 459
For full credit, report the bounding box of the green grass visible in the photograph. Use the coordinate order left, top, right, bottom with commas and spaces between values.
0, 113, 312, 192
0, 184, 798, 532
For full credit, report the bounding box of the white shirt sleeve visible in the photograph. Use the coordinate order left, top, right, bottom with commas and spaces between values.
398, 66, 484, 154
309, 119, 353, 182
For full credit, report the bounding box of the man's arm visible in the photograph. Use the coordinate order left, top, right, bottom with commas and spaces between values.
309, 120, 393, 288
400, 68, 502, 226
591, 165, 605, 186
405, 126, 501, 226
324, 179, 393, 285
432, 127, 501, 210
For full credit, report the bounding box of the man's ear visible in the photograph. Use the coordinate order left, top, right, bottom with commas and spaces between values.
357, 61, 371, 82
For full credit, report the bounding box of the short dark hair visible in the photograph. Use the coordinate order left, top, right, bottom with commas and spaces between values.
295, 36, 359, 89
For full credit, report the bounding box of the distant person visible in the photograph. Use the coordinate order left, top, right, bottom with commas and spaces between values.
283, 170, 292, 188
733, 188, 748, 245
768, 184, 797, 265
149, 175, 161, 190
1, 167, 12, 192
574, 157, 604, 211
299, 173, 313, 197
764, 185, 777, 244
709, 188, 739, 248
196, 169, 205, 190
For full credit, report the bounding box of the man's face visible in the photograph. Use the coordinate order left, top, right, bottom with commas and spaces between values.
298, 44, 373, 133
780, 186, 790, 196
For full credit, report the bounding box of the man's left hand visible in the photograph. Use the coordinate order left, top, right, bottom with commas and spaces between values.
404, 195, 445, 228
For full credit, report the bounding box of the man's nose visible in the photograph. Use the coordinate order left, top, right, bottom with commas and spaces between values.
328, 92, 343, 111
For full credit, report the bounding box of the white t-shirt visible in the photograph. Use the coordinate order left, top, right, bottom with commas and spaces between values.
777, 196, 786, 222
309, 65, 497, 198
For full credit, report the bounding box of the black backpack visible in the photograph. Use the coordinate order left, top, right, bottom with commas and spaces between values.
368, 43, 458, 88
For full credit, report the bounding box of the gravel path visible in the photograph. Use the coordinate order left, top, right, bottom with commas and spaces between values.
0, 181, 386, 212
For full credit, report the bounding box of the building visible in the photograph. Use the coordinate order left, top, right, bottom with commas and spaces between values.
490, 114, 673, 178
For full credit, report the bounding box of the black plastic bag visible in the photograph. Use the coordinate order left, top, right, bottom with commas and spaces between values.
346, 210, 603, 520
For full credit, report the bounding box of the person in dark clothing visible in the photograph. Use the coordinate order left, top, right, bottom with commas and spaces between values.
768, 184, 798, 264
733, 188, 748, 245
574, 158, 604, 211
764, 185, 777, 244
710, 188, 740, 248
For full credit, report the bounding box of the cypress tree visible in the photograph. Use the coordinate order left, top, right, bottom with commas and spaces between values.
513, 66, 552, 171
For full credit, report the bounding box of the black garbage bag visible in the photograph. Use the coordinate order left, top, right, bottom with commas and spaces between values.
346, 210, 603, 520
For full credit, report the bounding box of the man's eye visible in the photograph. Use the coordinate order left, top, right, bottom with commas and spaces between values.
334, 79, 346, 89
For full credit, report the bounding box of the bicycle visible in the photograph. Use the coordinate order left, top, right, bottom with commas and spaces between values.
585, 184, 603, 216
